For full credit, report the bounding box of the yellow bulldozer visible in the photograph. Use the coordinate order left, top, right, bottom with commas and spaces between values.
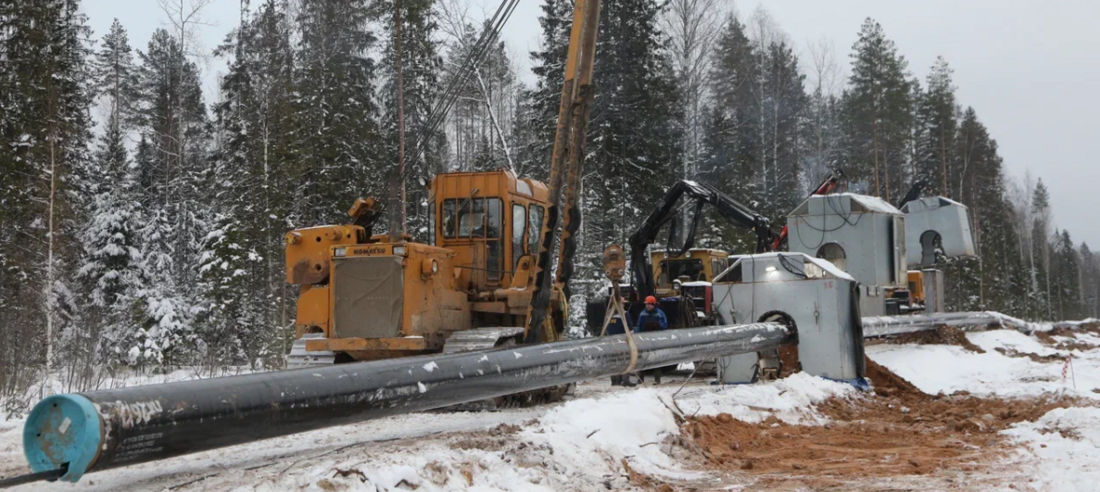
284, 170, 568, 366
281, 0, 604, 408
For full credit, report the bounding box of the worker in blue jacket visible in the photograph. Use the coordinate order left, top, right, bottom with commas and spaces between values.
634, 296, 668, 332
634, 295, 669, 384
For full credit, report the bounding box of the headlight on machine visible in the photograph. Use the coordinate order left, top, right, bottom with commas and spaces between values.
334, 247, 347, 257
421, 258, 439, 275
392, 246, 407, 256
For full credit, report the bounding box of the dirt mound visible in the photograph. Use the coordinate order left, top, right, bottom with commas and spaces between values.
684, 359, 1093, 480
886, 326, 986, 353
777, 346, 800, 377
864, 357, 923, 398
1036, 328, 1099, 351
994, 347, 1067, 363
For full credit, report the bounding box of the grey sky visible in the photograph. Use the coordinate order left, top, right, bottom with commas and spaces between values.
83, 0, 1099, 247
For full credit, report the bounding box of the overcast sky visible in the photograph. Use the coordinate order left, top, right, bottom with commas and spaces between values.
83, 0, 1099, 247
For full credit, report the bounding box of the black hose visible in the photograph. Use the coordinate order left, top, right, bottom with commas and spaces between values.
0, 466, 66, 489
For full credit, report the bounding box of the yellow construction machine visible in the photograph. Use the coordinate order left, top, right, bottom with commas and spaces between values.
650, 248, 730, 297
284, 171, 566, 366
282, 0, 603, 406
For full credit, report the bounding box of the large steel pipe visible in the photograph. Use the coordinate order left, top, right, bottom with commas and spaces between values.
862, 311, 1033, 338
23, 322, 788, 482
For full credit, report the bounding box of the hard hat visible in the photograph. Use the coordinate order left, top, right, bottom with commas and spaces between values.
645, 295, 657, 305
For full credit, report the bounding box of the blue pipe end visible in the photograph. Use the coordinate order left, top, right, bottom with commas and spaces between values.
23, 394, 102, 482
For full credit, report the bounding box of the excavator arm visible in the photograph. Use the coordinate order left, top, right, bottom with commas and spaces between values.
524, 0, 602, 344
770, 171, 844, 251
629, 180, 777, 299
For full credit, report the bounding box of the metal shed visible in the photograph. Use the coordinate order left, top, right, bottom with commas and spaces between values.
712, 253, 865, 384
787, 193, 907, 317
901, 196, 976, 268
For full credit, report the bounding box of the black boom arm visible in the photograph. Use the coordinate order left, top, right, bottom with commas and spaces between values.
628, 181, 777, 299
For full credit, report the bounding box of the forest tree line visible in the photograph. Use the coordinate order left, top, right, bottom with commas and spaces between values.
1, 0, 1097, 407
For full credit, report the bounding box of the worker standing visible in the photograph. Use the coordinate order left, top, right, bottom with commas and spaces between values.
635, 296, 669, 384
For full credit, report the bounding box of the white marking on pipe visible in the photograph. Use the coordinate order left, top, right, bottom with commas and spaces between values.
417, 382, 427, 393
59, 417, 71, 434
423, 361, 439, 372
513, 352, 523, 359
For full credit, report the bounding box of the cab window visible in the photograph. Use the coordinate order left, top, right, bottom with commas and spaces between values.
512, 204, 527, 269
459, 198, 484, 237
428, 199, 436, 245
443, 197, 503, 239
442, 199, 457, 238
528, 204, 545, 254
486, 199, 502, 238
660, 259, 705, 285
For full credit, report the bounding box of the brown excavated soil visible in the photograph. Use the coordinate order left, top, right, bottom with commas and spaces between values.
683, 357, 1092, 483
882, 325, 986, 353
1036, 325, 1100, 352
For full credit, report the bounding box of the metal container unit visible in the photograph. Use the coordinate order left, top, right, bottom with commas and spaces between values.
922, 268, 946, 313
787, 193, 907, 317
901, 196, 976, 268
712, 253, 865, 384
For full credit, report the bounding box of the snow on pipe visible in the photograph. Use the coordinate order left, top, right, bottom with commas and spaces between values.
20, 322, 789, 483
861, 311, 1036, 338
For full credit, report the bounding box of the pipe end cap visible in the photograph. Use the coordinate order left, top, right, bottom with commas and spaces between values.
23, 394, 101, 482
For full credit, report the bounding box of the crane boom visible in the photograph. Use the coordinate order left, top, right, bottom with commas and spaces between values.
524, 0, 602, 344
628, 180, 777, 299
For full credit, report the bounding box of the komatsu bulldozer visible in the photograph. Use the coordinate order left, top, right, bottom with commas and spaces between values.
285, 170, 567, 367
282, 0, 604, 409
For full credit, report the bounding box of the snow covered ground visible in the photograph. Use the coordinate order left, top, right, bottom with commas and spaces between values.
865, 329, 1098, 398
0, 374, 854, 491
1, 328, 1098, 491
869, 328, 1100, 492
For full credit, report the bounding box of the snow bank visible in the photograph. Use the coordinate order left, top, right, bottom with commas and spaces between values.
967, 329, 1062, 357
678, 372, 857, 425
1002, 407, 1100, 492
522, 389, 688, 480
866, 331, 1099, 399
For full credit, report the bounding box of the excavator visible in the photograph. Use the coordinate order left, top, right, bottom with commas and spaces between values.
586, 180, 777, 335
282, 0, 603, 406
586, 174, 845, 335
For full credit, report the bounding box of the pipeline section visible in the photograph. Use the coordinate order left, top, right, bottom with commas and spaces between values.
861, 311, 1036, 338
23, 322, 789, 483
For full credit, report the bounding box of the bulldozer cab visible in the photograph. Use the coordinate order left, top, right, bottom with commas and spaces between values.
650, 249, 730, 296
431, 169, 550, 293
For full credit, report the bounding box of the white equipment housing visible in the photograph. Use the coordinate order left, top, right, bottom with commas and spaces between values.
713, 253, 865, 384
902, 196, 976, 268
787, 193, 907, 317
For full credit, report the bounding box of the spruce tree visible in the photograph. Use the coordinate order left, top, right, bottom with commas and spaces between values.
913, 56, 957, 196
294, 0, 381, 225
584, 0, 684, 295
843, 18, 912, 201
379, 0, 445, 242
79, 114, 147, 366
515, 0, 573, 183
93, 19, 140, 128
204, 0, 298, 367
134, 28, 210, 365
0, 0, 92, 393
523, 0, 683, 301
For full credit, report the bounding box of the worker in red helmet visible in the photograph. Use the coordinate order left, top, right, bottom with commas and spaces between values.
634, 296, 668, 333
634, 295, 669, 385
